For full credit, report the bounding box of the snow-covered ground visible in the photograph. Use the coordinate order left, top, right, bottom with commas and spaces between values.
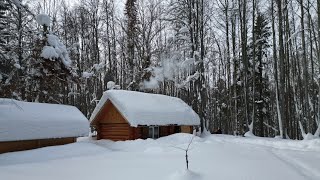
0, 134, 319, 180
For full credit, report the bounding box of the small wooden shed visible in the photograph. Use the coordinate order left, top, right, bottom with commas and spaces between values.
90, 90, 200, 141
0, 99, 89, 154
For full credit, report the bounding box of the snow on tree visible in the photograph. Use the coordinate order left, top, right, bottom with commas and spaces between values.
28, 13, 77, 103
36, 14, 50, 27
35, 14, 72, 69
0, 0, 30, 99
81, 62, 105, 79
107, 81, 120, 90
42, 34, 72, 67
0, 1, 9, 54
82, 72, 94, 79
41, 46, 59, 60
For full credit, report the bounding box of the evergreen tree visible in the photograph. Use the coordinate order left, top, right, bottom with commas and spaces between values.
0, 0, 29, 99
28, 14, 77, 103
248, 12, 272, 136
0, 0, 9, 51
0, 0, 10, 81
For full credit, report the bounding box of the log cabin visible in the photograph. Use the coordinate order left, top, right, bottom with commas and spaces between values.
0, 99, 89, 154
90, 90, 200, 141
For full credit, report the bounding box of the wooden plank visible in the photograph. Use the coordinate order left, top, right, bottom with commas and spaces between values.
181, 126, 192, 133
100, 124, 129, 127
98, 101, 128, 124
0, 137, 76, 154
100, 134, 129, 137
39, 137, 75, 147
99, 123, 129, 127
98, 121, 131, 141
100, 128, 129, 131
100, 133, 129, 137
160, 126, 170, 137
100, 130, 129, 134
100, 129, 129, 133
141, 126, 149, 139
133, 127, 142, 139
100, 131, 129, 135
100, 135, 129, 140
93, 101, 133, 141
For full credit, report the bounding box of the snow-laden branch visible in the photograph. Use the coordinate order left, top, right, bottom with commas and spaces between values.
82, 63, 105, 78
263, 122, 279, 132
286, 29, 310, 44
177, 72, 200, 88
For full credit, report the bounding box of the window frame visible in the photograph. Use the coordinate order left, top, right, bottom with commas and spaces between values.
148, 126, 159, 139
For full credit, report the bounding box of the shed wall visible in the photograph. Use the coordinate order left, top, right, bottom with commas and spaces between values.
181, 126, 193, 133
96, 101, 132, 140
0, 137, 76, 154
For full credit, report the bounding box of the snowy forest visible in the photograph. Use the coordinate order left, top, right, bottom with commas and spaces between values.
0, 0, 320, 140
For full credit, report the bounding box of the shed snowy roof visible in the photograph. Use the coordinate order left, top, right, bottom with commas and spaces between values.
0, 99, 89, 142
90, 90, 200, 127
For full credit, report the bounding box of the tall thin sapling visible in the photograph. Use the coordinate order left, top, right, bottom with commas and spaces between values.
172, 135, 195, 170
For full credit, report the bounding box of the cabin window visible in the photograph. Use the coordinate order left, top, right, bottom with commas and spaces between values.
154, 126, 159, 138
174, 126, 181, 133
148, 126, 159, 139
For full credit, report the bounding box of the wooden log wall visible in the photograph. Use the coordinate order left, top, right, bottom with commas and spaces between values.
0, 137, 76, 154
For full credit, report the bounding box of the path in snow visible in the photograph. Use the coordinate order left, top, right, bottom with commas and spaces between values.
207, 135, 320, 180
0, 134, 319, 180
271, 150, 320, 180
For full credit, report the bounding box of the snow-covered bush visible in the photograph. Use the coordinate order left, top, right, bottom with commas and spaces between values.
107, 81, 120, 90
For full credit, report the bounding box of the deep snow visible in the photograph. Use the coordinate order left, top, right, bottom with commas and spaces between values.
0, 134, 319, 180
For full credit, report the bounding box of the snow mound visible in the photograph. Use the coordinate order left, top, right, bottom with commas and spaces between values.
157, 133, 201, 144
169, 170, 202, 180
303, 133, 317, 140
244, 131, 256, 137
36, 14, 50, 26
92, 133, 199, 153
200, 128, 212, 137
90, 90, 200, 127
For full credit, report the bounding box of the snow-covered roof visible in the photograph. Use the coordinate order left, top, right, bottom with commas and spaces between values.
0, 99, 89, 142
90, 90, 200, 127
